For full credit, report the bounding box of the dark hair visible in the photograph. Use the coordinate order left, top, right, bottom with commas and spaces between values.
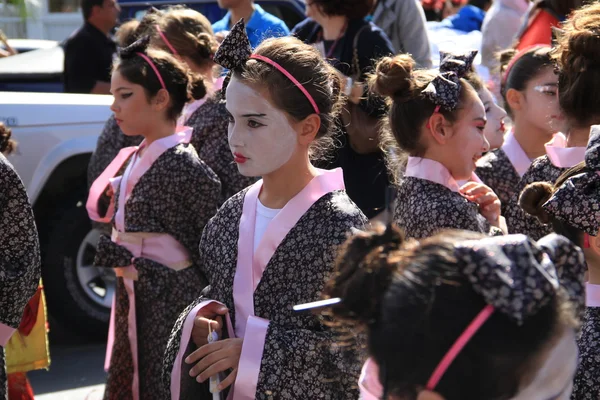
463, 67, 484, 92
498, 46, 553, 118
133, 7, 163, 39
520, 162, 588, 245
153, 7, 218, 70
369, 54, 476, 183
324, 225, 576, 400
309, 0, 375, 19
116, 19, 140, 48
114, 37, 206, 121
552, 1, 600, 129
235, 36, 344, 158
81, 0, 104, 20
542, 0, 585, 18
0, 123, 16, 155
468, 0, 492, 10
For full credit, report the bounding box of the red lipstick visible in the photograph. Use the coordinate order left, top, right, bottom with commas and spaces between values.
233, 153, 248, 164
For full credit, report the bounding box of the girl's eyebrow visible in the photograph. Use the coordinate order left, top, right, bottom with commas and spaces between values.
241, 113, 267, 118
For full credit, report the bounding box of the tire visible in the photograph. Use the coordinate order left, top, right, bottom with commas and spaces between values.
42, 195, 115, 340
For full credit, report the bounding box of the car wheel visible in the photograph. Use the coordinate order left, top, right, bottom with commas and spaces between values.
42, 196, 115, 339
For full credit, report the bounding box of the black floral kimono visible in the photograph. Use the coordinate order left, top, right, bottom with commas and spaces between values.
475, 149, 522, 212
88, 128, 221, 400
395, 157, 503, 239
504, 133, 587, 239
186, 91, 257, 203
163, 169, 367, 399
504, 156, 568, 240
0, 155, 41, 399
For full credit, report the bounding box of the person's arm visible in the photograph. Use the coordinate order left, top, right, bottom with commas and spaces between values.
0, 29, 17, 57
394, 0, 433, 68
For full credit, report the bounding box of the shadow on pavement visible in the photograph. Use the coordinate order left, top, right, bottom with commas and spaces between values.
28, 317, 107, 396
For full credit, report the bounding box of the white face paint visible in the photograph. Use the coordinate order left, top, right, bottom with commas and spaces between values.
511, 329, 578, 400
225, 75, 298, 177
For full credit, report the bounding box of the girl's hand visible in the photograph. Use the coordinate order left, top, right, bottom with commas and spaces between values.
460, 182, 502, 227
185, 338, 243, 391
191, 303, 228, 348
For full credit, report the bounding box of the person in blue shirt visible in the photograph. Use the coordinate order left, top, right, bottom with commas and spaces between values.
212, 0, 290, 48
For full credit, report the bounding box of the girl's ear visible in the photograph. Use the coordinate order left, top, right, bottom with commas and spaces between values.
427, 113, 452, 145
505, 88, 523, 114
153, 88, 171, 112
297, 114, 321, 146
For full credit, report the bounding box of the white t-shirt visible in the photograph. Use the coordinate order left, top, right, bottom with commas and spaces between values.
253, 199, 281, 252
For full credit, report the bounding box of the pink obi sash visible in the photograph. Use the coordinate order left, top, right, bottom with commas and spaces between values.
87, 146, 137, 223
545, 133, 586, 168
101, 127, 193, 400
359, 358, 383, 400
170, 168, 346, 400
405, 157, 461, 192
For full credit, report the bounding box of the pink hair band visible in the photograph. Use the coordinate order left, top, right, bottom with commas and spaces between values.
249, 54, 320, 115
425, 304, 495, 390
502, 45, 551, 85
156, 25, 179, 57
137, 52, 166, 90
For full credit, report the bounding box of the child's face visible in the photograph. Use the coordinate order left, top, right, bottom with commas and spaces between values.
478, 86, 507, 151
521, 67, 563, 136
445, 86, 490, 181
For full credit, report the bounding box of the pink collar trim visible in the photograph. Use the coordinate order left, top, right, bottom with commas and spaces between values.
545, 132, 586, 168
501, 130, 531, 177
359, 358, 383, 400
586, 283, 600, 307
405, 157, 461, 192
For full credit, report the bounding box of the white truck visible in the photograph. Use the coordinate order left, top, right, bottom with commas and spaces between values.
1, 91, 114, 337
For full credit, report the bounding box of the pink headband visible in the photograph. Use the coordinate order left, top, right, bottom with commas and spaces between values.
137, 52, 166, 90
425, 304, 495, 390
502, 45, 551, 85
250, 54, 321, 114
156, 25, 179, 57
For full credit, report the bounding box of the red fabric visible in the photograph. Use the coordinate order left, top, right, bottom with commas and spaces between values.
7, 373, 34, 400
17, 287, 42, 336
516, 9, 560, 50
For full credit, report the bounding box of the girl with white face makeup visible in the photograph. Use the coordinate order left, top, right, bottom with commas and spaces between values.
164, 21, 368, 400
521, 128, 600, 399
321, 225, 585, 400
86, 37, 221, 400
504, 4, 600, 241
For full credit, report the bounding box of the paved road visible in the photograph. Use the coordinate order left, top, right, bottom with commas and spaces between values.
28, 322, 107, 399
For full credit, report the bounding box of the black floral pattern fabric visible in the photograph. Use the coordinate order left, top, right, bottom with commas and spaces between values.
187, 91, 257, 203
0, 154, 41, 399
475, 149, 522, 214
572, 307, 600, 400
93, 143, 221, 400
456, 233, 585, 325
423, 50, 478, 111
394, 177, 503, 239
163, 189, 368, 399
542, 128, 600, 236
504, 155, 565, 239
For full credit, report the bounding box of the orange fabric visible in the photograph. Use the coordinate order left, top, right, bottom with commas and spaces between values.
516, 9, 560, 50
7, 373, 34, 400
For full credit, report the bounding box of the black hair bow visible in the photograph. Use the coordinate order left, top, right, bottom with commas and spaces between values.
455, 233, 585, 325
422, 50, 478, 111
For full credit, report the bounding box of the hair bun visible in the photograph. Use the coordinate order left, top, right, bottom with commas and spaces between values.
0, 123, 15, 155
519, 182, 554, 224
119, 35, 151, 59
324, 224, 404, 325
370, 54, 415, 102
